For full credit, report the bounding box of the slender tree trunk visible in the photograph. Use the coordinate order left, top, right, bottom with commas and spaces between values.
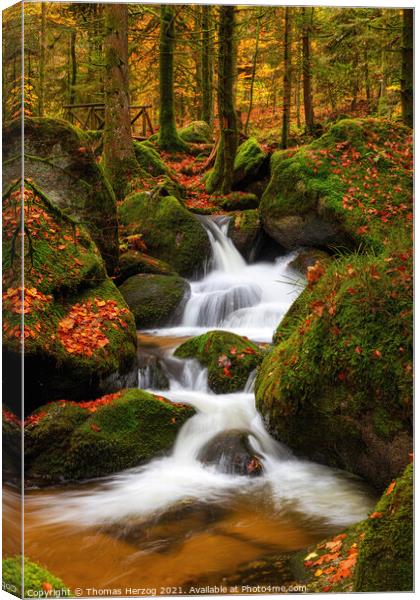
364, 43, 371, 112
201, 5, 213, 126
401, 9, 413, 127
38, 2, 46, 116
206, 6, 238, 194
301, 7, 315, 134
158, 5, 186, 151
69, 30, 77, 106
103, 3, 137, 198
244, 14, 262, 136
281, 7, 292, 149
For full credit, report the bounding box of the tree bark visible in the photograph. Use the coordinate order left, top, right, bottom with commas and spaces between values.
69, 30, 77, 106
38, 2, 46, 117
201, 5, 213, 126
103, 3, 137, 198
301, 7, 315, 134
281, 7, 292, 148
158, 5, 186, 151
401, 9, 413, 127
207, 6, 238, 195
244, 13, 262, 136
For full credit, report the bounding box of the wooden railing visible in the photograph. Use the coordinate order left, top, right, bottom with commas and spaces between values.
63, 103, 154, 137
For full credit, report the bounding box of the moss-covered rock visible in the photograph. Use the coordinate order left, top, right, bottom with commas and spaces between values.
260, 118, 412, 252
119, 273, 190, 328
2, 556, 69, 597
2, 117, 119, 273
24, 389, 195, 483
227, 210, 262, 260
115, 250, 174, 285
133, 140, 172, 177
256, 250, 413, 490
2, 408, 21, 481
118, 193, 211, 277
288, 248, 331, 275
175, 331, 264, 394
2, 181, 137, 413
354, 463, 413, 591
179, 121, 212, 144
215, 192, 259, 211
233, 137, 269, 188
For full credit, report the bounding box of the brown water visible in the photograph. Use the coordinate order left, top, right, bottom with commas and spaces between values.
4, 485, 343, 595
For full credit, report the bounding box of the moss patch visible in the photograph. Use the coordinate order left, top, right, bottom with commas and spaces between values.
115, 250, 174, 285
2, 556, 69, 597
119, 273, 190, 328
118, 193, 211, 277
175, 331, 264, 394
24, 389, 195, 483
214, 192, 259, 211
133, 140, 173, 177
233, 137, 268, 187
179, 121, 212, 144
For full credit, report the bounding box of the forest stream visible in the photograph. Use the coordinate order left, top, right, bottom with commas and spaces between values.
4, 217, 376, 594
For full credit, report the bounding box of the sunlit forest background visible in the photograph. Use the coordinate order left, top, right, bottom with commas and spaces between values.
2, 3, 408, 142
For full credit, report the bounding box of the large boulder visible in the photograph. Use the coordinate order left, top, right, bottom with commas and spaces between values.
179, 121, 212, 144
118, 193, 211, 277
227, 210, 262, 260
233, 137, 270, 189
115, 250, 174, 285
198, 429, 263, 476
119, 273, 190, 328
24, 389, 195, 484
2, 117, 119, 273
174, 331, 264, 394
2, 181, 137, 414
133, 140, 172, 177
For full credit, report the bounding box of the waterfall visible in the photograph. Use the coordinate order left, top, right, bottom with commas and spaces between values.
34, 218, 374, 531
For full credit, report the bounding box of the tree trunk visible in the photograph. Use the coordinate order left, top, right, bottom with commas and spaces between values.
401, 9, 413, 127
364, 43, 371, 112
244, 13, 262, 136
38, 2, 46, 117
69, 30, 77, 106
206, 6, 238, 195
281, 7, 292, 149
201, 5, 213, 126
103, 3, 137, 198
301, 7, 315, 134
158, 5, 186, 151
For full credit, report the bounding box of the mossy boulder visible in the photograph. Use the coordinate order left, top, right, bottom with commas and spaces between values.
179, 120, 212, 144
118, 193, 211, 277
288, 248, 331, 275
119, 273, 190, 328
227, 210, 262, 260
354, 463, 413, 591
175, 331, 264, 394
24, 389, 195, 483
2, 117, 119, 273
115, 250, 174, 285
215, 192, 259, 211
2, 556, 69, 597
2, 181, 137, 414
256, 251, 413, 490
133, 140, 172, 177
260, 118, 412, 252
233, 137, 269, 188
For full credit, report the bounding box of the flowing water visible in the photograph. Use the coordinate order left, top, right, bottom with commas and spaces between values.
5, 216, 376, 594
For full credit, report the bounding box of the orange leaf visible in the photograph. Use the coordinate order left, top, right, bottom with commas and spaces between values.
386, 480, 396, 495
369, 511, 383, 519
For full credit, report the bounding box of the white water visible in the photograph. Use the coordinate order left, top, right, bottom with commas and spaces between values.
32, 216, 374, 531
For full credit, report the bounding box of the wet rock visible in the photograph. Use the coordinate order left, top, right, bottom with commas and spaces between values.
115, 250, 174, 286
227, 210, 262, 261
119, 273, 191, 329
288, 248, 330, 275
198, 429, 263, 476
138, 354, 170, 390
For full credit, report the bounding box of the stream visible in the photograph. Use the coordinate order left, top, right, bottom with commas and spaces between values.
4, 216, 376, 594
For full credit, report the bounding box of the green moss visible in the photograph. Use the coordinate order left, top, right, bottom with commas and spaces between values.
133, 141, 172, 177
233, 137, 267, 184
25, 389, 195, 483
116, 250, 174, 285
214, 192, 259, 211
354, 464, 413, 591
179, 121, 212, 144
175, 330, 264, 394
118, 193, 211, 277
2, 556, 68, 597
119, 273, 190, 328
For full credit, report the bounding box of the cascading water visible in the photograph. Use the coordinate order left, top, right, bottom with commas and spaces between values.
32, 217, 374, 533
